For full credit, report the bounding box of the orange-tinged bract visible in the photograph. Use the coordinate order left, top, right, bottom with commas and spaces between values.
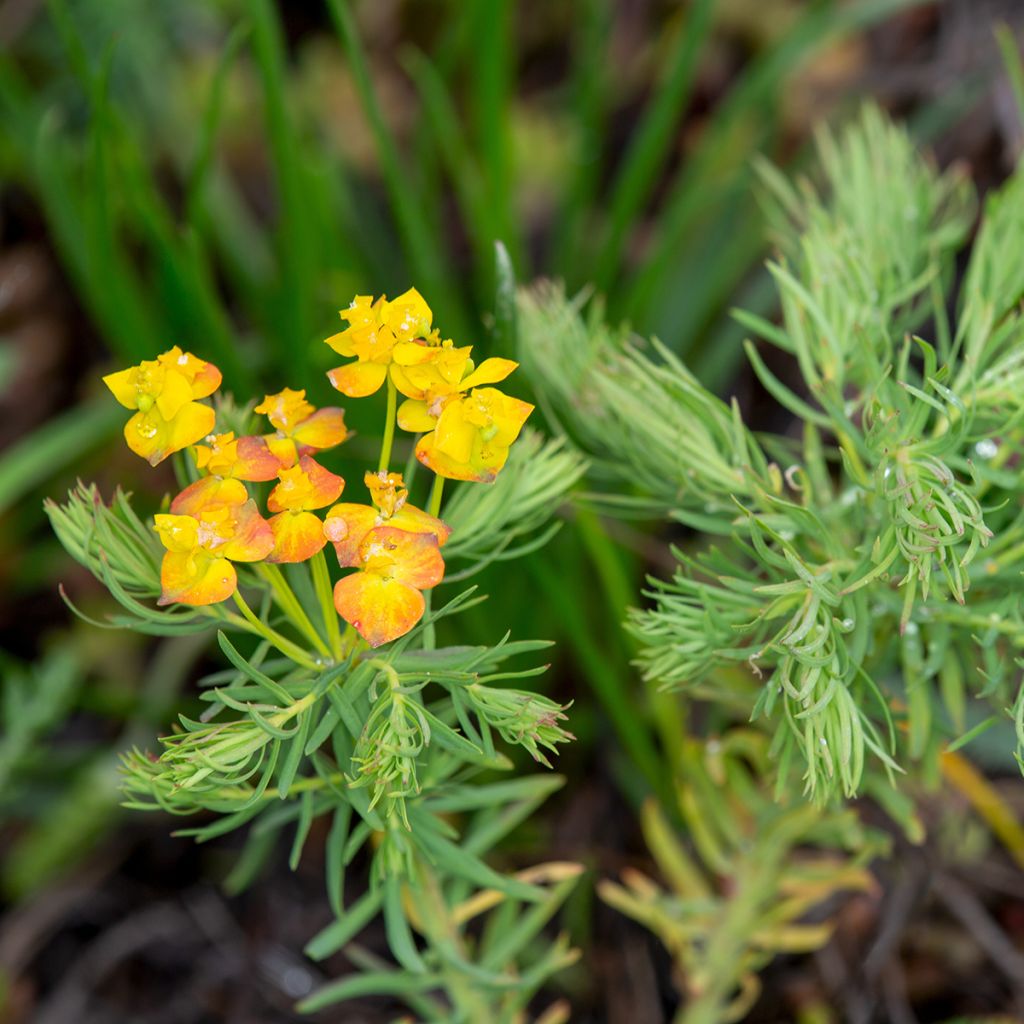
333, 526, 445, 647
324, 288, 434, 397
103, 347, 222, 465
265, 456, 345, 563
255, 388, 348, 468
324, 470, 450, 568
154, 486, 273, 606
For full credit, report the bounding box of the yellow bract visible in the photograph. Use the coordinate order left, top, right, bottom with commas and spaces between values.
103, 346, 221, 465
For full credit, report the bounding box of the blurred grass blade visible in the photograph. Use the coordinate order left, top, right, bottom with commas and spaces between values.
0, 400, 121, 517
493, 240, 517, 353
623, 0, 929, 332
250, 0, 318, 383
327, 0, 467, 337
590, 0, 714, 293
469, 0, 521, 270
552, 0, 612, 274
996, 23, 1024, 137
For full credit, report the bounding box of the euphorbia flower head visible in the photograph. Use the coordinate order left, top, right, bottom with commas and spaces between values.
325, 288, 433, 397
412, 386, 534, 483
154, 485, 273, 606
323, 470, 450, 568
255, 387, 348, 468
103, 346, 221, 465
265, 456, 345, 563
333, 525, 445, 647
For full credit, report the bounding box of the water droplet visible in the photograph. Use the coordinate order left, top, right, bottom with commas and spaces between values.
840, 617, 855, 631
819, 738, 828, 747
137, 422, 158, 439
883, 465, 892, 479
975, 439, 998, 460
904, 621, 919, 636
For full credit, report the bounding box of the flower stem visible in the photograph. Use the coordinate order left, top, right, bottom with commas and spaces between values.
231, 590, 321, 672
378, 377, 398, 473
311, 549, 344, 659
255, 562, 332, 660
423, 474, 446, 650
427, 473, 445, 518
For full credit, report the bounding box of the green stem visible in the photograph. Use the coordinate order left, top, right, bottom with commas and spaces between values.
231, 590, 321, 671
379, 376, 398, 473
311, 549, 344, 658
427, 473, 445, 518
421, 475, 446, 651
256, 562, 332, 659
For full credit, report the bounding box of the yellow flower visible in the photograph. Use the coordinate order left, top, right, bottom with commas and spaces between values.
103, 346, 221, 465
254, 387, 348, 468
411, 387, 534, 483
154, 484, 273, 606
325, 288, 433, 397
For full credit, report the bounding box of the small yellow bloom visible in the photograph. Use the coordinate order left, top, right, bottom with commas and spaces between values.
155, 484, 273, 606
103, 346, 221, 465
255, 387, 348, 467
325, 288, 433, 397
414, 387, 534, 483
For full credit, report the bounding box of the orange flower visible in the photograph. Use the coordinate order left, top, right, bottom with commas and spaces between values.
333, 526, 445, 647
154, 485, 273, 606
323, 470, 450, 568
255, 388, 348, 468
265, 456, 345, 563
103, 347, 221, 465
324, 288, 433, 397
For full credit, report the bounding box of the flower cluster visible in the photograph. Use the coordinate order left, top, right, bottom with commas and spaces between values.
326, 288, 534, 482
102, 288, 533, 648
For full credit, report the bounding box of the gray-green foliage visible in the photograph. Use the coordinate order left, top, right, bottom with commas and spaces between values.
520, 105, 1024, 804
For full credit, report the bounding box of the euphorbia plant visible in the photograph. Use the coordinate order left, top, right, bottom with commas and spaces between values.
48, 288, 586, 1020
519, 104, 1024, 1021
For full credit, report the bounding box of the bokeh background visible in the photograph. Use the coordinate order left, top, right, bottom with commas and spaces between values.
3, 1, 1024, 1021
